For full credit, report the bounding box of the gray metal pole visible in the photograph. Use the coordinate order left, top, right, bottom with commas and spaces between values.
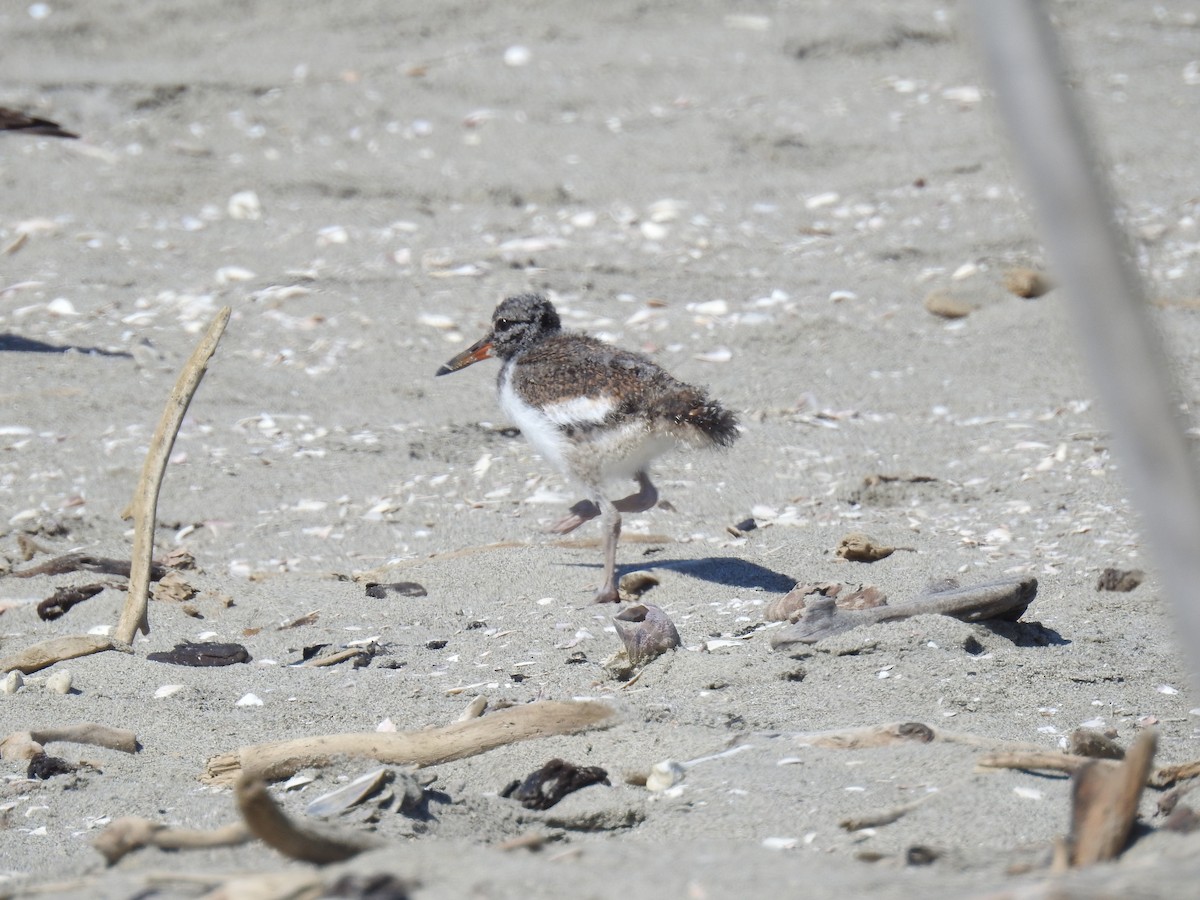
967, 0, 1200, 684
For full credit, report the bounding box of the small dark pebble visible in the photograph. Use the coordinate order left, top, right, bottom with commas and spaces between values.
501, 758, 610, 811
425, 639, 448, 650
146, 641, 251, 667
511, 673, 527, 683
28, 754, 76, 780
1096, 568, 1144, 592
464, 620, 486, 630
365, 581, 428, 599
906, 845, 939, 866
735, 517, 758, 532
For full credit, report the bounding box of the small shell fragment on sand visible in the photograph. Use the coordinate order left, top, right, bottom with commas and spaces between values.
45, 671, 73, 694
646, 760, 685, 792
305, 767, 392, 817
1003, 267, 1052, 298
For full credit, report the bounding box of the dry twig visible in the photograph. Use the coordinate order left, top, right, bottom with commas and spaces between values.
116, 306, 230, 643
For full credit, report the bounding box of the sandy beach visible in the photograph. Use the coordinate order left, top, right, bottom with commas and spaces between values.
3, 2, 1200, 897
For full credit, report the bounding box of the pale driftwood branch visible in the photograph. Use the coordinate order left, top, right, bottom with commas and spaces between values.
93, 817, 251, 866
771, 577, 1037, 647
1149, 759, 1200, 788
2, 722, 138, 761
202, 699, 616, 786
115, 305, 231, 644
1068, 729, 1156, 866
0, 635, 130, 675
977, 750, 1096, 776
235, 774, 379, 864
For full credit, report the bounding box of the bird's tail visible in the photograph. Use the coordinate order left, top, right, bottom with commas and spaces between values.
664, 391, 740, 448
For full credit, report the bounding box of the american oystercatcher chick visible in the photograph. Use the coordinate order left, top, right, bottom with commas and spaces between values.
437, 293, 739, 603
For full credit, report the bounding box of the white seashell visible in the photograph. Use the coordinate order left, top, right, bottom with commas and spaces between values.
693, 347, 732, 363
1014, 786, 1043, 800
45, 671, 73, 694
646, 759, 685, 792
503, 45, 531, 67
1158, 684, 1180, 695
805, 192, 839, 210
154, 684, 183, 699
227, 190, 262, 220
317, 225, 349, 246
640, 221, 668, 241
418, 312, 458, 330
215, 266, 255, 285
376, 718, 397, 732
690, 299, 728, 316
570, 210, 598, 228
46, 298, 79, 316
87, 624, 113, 636
283, 773, 315, 790
305, 767, 391, 817
942, 85, 982, 104
762, 836, 798, 850
2, 671, 24, 694
236, 693, 264, 707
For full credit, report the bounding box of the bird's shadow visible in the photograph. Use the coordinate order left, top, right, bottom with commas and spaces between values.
564, 554, 795, 593
0, 333, 131, 357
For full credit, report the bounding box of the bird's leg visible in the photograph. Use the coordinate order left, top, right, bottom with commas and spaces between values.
550, 471, 657, 534
593, 494, 622, 604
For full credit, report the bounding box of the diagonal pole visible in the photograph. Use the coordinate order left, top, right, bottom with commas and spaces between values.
967, 1, 1200, 686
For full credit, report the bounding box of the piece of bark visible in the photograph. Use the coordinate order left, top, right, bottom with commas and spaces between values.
37, 584, 106, 621
1067, 729, 1156, 866
147, 641, 250, 667
116, 306, 231, 643
836, 532, 897, 562
236, 774, 380, 864
771, 577, 1037, 648
0, 635, 130, 674
11, 553, 166, 580
501, 759, 610, 811
203, 700, 615, 786
93, 817, 252, 866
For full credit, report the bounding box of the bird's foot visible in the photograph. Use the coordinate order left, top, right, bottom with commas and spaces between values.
549, 499, 600, 534
591, 585, 622, 604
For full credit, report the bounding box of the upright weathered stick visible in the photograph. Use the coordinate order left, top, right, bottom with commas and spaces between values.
967, 2, 1200, 687
115, 307, 231, 643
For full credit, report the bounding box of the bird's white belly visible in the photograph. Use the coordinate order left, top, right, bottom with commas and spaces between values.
498, 368, 676, 485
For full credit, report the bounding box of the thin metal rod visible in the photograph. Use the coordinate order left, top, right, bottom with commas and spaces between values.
967, 1, 1200, 683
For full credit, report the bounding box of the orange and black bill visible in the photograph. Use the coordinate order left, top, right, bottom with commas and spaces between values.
435, 335, 494, 376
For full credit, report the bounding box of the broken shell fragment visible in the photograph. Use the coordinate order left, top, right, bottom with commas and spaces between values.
613, 603, 681, 667
645, 760, 686, 792
305, 767, 394, 818
618, 571, 659, 600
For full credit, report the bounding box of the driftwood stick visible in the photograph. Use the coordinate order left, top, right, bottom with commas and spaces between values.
0, 634, 130, 675
840, 797, 929, 831
235, 774, 379, 864
93, 817, 251, 866
1068, 729, 1156, 866
771, 577, 1037, 647
203, 699, 615, 786
977, 750, 1098, 776
115, 305, 230, 644
29, 723, 138, 753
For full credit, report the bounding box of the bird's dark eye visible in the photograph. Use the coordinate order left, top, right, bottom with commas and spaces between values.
495, 318, 512, 329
